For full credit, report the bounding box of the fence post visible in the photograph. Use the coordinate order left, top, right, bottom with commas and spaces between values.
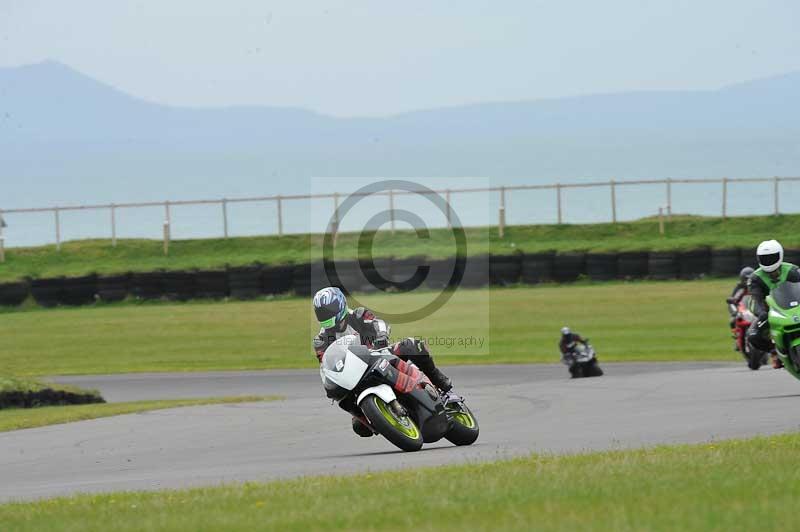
110, 204, 117, 247
163, 221, 170, 256
445, 189, 452, 228
0, 210, 5, 263
54, 208, 61, 251
276, 196, 283, 236
774, 177, 780, 215
163, 201, 171, 255
498, 186, 506, 238
610, 179, 617, 223
666, 178, 672, 221
722, 177, 728, 218
389, 189, 396, 234
222, 199, 229, 239
556, 184, 563, 224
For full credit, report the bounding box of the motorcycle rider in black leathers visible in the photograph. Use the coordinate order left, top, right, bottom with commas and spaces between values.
558, 326, 588, 360
747, 240, 800, 369
727, 266, 754, 333
312, 286, 453, 437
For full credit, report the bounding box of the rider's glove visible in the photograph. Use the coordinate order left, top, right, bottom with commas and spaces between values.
313, 336, 326, 362
373, 333, 389, 350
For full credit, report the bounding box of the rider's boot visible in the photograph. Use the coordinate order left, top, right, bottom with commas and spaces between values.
352, 415, 375, 437
426, 367, 453, 393
771, 352, 784, 369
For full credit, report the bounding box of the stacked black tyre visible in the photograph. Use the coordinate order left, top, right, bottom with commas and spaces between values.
0, 281, 29, 307
520, 252, 554, 284
552, 252, 585, 283
228, 265, 263, 300
710, 249, 742, 277
679, 248, 711, 280
261, 264, 294, 295
195, 271, 228, 299
617, 252, 648, 279
60, 275, 98, 305
162, 271, 196, 301
130, 272, 164, 300
30, 278, 64, 308
97, 274, 129, 303
585, 253, 617, 281
648, 252, 678, 280
489, 254, 521, 286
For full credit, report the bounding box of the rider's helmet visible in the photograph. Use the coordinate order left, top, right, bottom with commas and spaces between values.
756, 240, 784, 274
739, 266, 755, 283
560, 326, 571, 337
313, 287, 348, 331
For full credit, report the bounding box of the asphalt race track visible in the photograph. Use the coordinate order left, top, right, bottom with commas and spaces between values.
2, 362, 800, 502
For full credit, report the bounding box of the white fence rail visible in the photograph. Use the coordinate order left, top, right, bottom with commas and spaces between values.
0, 176, 798, 254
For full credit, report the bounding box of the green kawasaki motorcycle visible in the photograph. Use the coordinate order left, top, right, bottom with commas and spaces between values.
767, 281, 800, 380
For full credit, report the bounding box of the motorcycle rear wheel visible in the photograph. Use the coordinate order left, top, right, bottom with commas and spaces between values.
444, 403, 480, 446
360, 395, 423, 452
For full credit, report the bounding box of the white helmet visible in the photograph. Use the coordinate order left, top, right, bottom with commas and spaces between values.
756, 239, 783, 273
561, 326, 571, 336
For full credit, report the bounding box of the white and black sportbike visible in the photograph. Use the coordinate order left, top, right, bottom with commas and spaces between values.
320, 335, 479, 452
562, 341, 604, 378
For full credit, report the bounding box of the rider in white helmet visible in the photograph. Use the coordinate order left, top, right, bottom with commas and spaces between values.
747, 240, 800, 368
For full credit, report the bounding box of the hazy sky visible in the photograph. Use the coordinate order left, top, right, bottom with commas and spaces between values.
1, 0, 798, 116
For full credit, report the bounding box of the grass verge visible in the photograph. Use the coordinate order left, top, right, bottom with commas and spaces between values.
0, 279, 738, 375
0, 376, 103, 408
0, 396, 280, 433
0, 213, 794, 282
1, 432, 798, 531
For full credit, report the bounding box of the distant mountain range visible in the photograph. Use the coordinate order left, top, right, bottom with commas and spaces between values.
1, 61, 799, 207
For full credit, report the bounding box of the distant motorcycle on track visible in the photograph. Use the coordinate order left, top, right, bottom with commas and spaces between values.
320, 335, 479, 452
562, 341, 604, 378
730, 294, 769, 370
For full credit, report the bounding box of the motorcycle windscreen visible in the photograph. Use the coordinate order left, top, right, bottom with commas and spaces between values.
321, 341, 369, 392
771, 282, 800, 310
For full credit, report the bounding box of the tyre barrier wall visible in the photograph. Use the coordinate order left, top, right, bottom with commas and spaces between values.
0, 248, 789, 308
0, 389, 105, 409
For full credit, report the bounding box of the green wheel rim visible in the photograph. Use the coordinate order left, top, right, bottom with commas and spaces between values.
374, 397, 420, 439
449, 408, 476, 429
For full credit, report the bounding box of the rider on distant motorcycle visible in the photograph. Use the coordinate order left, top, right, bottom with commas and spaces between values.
559, 326, 588, 363
727, 266, 754, 330
747, 240, 800, 368
312, 286, 454, 437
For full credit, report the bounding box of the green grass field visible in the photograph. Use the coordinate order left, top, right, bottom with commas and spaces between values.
0, 376, 99, 397
1, 432, 797, 531
0, 396, 280, 433
0, 213, 794, 282
0, 279, 734, 376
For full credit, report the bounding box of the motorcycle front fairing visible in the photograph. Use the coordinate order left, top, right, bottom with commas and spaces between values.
766, 283, 800, 379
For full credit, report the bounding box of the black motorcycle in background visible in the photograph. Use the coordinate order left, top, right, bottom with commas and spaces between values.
562, 341, 604, 378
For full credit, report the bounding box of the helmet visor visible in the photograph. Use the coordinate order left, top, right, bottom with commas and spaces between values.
759, 252, 781, 267
319, 316, 337, 329
318, 307, 347, 329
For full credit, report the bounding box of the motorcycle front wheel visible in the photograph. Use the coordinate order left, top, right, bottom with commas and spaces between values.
444, 402, 479, 446
360, 395, 423, 452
